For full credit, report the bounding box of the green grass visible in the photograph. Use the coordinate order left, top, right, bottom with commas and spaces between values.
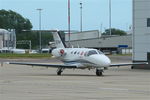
0, 53, 52, 59
0, 53, 131, 59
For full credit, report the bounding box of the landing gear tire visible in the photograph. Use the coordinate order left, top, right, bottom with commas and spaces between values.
96, 69, 103, 76
57, 68, 64, 75
57, 70, 62, 75
131, 66, 134, 69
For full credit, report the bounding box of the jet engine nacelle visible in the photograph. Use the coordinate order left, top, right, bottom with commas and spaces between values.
52, 48, 67, 57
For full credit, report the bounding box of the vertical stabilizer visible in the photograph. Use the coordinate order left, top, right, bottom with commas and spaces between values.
52, 31, 67, 48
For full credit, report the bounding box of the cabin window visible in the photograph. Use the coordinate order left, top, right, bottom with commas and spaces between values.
87, 50, 97, 56
74, 51, 77, 54
147, 18, 150, 27
77, 52, 80, 54
80, 51, 84, 55
84, 52, 87, 56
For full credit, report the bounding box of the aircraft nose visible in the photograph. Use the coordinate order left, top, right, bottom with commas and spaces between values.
100, 55, 111, 66
91, 55, 111, 67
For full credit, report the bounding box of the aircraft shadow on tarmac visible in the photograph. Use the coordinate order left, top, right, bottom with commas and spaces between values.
19, 72, 132, 77
20, 73, 99, 77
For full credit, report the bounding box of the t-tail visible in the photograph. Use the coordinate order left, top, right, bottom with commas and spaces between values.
52, 31, 67, 48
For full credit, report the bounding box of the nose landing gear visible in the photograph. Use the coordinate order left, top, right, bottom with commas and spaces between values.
57, 68, 64, 75
96, 69, 103, 76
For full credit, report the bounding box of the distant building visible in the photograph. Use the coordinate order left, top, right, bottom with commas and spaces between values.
64, 30, 132, 54
0, 29, 16, 52
65, 30, 101, 41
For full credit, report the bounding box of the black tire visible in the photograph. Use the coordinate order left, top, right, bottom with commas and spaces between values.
57, 71, 62, 75
96, 70, 103, 76
131, 66, 134, 69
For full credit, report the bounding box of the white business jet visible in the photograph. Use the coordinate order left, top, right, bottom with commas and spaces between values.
8, 31, 148, 76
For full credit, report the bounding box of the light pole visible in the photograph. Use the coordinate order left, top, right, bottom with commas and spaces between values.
36, 8, 42, 53
80, 2, 83, 32
68, 0, 71, 47
109, 0, 112, 35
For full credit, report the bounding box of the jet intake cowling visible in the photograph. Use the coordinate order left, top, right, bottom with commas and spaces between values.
52, 48, 66, 57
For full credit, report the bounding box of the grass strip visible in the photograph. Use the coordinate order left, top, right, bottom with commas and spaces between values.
0, 53, 52, 59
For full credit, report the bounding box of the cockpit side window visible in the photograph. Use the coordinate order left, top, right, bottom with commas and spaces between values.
77, 52, 80, 55
97, 50, 103, 54
87, 50, 98, 56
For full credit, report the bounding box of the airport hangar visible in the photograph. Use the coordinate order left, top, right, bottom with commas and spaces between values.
132, 0, 150, 69
64, 30, 132, 55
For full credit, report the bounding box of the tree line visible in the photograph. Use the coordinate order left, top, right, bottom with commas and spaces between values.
0, 9, 53, 49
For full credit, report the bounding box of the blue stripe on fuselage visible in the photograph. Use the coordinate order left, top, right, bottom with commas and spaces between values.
64, 59, 95, 65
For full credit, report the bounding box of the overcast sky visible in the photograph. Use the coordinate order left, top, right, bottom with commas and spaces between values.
0, 0, 132, 31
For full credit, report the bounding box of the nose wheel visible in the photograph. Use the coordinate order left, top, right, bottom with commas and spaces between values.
96, 69, 103, 76
57, 68, 64, 75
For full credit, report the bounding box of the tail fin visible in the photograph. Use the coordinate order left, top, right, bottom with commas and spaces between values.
52, 31, 67, 48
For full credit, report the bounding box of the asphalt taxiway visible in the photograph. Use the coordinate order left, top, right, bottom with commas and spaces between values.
0, 56, 150, 100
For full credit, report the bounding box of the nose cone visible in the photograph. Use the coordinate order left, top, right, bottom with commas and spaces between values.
90, 55, 111, 67
101, 55, 111, 66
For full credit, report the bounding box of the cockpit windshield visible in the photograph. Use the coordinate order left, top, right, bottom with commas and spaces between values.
87, 50, 98, 56
87, 50, 103, 56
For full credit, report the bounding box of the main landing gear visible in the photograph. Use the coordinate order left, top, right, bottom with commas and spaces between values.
57, 68, 103, 76
57, 68, 64, 75
96, 69, 103, 76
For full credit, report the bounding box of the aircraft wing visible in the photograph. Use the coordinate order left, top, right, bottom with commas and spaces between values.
110, 62, 148, 67
7, 62, 77, 68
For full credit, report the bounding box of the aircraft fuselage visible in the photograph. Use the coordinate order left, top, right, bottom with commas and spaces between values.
52, 48, 111, 68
